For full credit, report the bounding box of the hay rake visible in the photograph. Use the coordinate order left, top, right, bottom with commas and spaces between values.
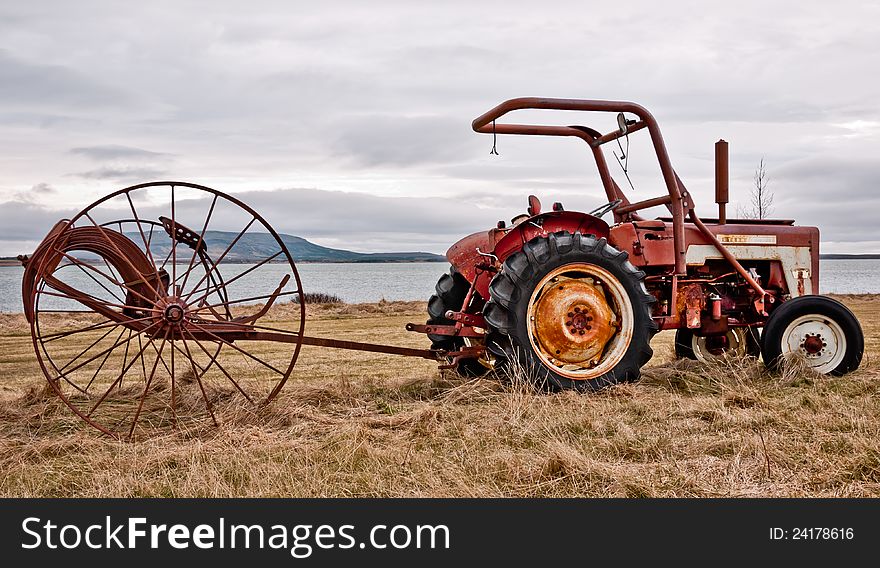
20, 181, 436, 439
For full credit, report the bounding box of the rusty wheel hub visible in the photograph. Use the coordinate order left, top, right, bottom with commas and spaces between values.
801, 333, 824, 355
527, 263, 633, 380
155, 296, 189, 327
532, 278, 616, 366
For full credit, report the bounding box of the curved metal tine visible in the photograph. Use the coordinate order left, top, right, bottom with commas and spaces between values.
178, 330, 218, 425
167, 338, 210, 378
73, 222, 125, 295
99, 255, 122, 296
85, 321, 163, 418
56, 323, 124, 373
39, 287, 143, 315
60, 321, 161, 382
146, 223, 155, 256
207, 263, 233, 320
98, 333, 167, 437
52, 332, 147, 397
186, 320, 287, 376
128, 327, 171, 440
158, 246, 175, 273
181, 216, 256, 304
63, 257, 125, 304
226, 277, 288, 324
170, 185, 177, 295
166, 339, 219, 424
51, 249, 155, 307
41, 316, 152, 343
31, 300, 87, 395
38, 310, 100, 314
144, 333, 174, 378
82, 211, 164, 301
136, 334, 148, 385
84, 328, 127, 393
38, 340, 91, 396
178, 193, 218, 295
125, 191, 159, 270
188, 289, 300, 316
117, 328, 133, 392
186, 250, 283, 308
181, 327, 252, 403
170, 327, 177, 425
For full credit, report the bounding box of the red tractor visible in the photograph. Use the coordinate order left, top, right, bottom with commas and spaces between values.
410, 97, 864, 390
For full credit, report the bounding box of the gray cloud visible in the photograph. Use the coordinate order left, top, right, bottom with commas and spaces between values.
71, 167, 170, 182
0, 1, 879, 255
331, 114, 483, 167
30, 182, 55, 194
0, 49, 134, 111
0, 199, 79, 246
70, 145, 172, 161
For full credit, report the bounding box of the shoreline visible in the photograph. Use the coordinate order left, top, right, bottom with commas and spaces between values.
2, 293, 880, 317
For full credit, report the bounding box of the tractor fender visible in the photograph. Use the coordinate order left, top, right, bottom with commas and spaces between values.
446, 211, 610, 301
446, 228, 506, 301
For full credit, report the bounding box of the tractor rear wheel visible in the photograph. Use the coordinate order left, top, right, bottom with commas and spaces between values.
483, 231, 657, 391
426, 268, 490, 377
675, 327, 760, 362
761, 295, 863, 375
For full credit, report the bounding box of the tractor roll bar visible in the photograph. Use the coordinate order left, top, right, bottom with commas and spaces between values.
472, 97, 688, 274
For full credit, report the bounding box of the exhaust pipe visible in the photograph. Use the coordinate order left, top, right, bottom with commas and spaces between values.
715, 139, 729, 224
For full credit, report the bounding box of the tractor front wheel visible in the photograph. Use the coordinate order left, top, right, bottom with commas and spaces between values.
426, 268, 490, 377
483, 231, 657, 391
761, 295, 863, 375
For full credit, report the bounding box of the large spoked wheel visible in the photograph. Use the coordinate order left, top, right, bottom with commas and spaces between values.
675, 327, 760, 363
23, 181, 305, 439
426, 268, 490, 377
483, 231, 657, 391
761, 295, 863, 375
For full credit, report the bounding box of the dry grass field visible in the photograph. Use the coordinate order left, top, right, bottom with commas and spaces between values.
0, 295, 878, 497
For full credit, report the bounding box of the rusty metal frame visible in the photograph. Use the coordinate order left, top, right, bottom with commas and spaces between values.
471, 97, 767, 306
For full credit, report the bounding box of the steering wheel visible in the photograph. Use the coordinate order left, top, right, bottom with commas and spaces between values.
588, 199, 622, 218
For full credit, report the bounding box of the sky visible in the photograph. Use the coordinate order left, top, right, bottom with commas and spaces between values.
1, 0, 879, 256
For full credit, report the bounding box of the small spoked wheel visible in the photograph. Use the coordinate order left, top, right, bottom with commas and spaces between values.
484, 231, 657, 391
675, 327, 760, 363
22, 181, 306, 439
761, 295, 863, 375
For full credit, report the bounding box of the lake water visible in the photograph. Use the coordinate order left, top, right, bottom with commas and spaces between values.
2, 259, 879, 313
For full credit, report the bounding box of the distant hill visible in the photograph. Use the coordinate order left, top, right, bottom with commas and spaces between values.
129, 230, 446, 263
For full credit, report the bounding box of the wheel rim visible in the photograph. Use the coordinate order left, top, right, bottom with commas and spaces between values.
692, 328, 748, 362
526, 263, 633, 380
25, 181, 306, 439
781, 314, 847, 374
